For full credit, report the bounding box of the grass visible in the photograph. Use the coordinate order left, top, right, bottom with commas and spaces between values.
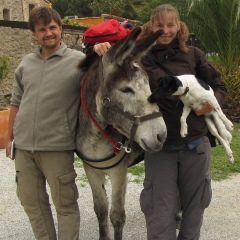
127, 162, 145, 183
75, 123, 240, 183
207, 54, 220, 63
211, 122, 240, 181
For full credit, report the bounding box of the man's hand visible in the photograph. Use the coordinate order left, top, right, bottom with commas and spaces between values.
192, 102, 214, 116
93, 42, 111, 56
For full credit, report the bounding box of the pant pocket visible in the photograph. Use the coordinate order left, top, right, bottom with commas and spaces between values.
140, 178, 154, 215
15, 171, 23, 203
58, 170, 79, 207
201, 172, 212, 208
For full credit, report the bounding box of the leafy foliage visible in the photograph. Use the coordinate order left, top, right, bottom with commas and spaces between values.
62, 17, 80, 26
0, 56, 10, 80
89, 0, 123, 16
185, 0, 240, 73
136, 0, 189, 23
66, 0, 93, 18
50, 0, 69, 18
185, 1, 240, 122
89, 0, 139, 19
51, 0, 92, 18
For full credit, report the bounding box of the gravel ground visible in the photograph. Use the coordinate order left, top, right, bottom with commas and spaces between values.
0, 149, 240, 240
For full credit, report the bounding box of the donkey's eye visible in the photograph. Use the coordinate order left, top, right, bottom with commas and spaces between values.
120, 87, 135, 94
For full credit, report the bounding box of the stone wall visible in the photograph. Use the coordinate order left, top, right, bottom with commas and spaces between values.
0, 0, 82, 107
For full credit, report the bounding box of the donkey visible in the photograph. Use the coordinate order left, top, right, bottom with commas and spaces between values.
75, 27, 167, 240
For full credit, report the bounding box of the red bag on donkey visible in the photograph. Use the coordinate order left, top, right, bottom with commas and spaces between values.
83, 19, 132, 44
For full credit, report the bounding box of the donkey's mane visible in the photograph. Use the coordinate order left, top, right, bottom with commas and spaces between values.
78, 52, 100, 72
78, 52, 102, 99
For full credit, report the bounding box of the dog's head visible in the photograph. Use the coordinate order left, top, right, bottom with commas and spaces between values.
148, 76, 183, 103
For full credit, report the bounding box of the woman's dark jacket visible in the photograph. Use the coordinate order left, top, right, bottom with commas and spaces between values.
141, 39, 227, 145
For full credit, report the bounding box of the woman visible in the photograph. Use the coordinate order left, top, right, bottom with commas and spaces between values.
139, 4, 227, 240
93, 5, 227, 239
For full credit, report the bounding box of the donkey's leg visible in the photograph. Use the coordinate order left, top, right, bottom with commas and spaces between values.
83, 164, 111, 240
108, 166, 128, 240
205, 117, 234, 163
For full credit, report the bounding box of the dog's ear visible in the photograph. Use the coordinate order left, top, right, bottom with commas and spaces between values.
175, 77, 183, 87
161, 76, 176, 88
165, 76, 183, 93
148, 76, 172, 103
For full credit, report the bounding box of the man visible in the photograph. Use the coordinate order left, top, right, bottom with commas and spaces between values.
5, 6, 85, 240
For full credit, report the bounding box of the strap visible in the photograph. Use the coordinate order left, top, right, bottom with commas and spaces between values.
146, 51, 174, 76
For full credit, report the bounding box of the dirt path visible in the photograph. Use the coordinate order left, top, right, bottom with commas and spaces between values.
0, 149, 240, 239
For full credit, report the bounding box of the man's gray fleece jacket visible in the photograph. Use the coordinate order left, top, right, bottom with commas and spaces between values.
11, 43, 85, 151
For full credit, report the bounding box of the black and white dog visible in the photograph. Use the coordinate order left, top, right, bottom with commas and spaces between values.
148, 74, 234, 163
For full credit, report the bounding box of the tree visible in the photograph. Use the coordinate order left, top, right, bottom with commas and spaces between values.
90, 0, 123, 16
185, 0, 240, 73
89, 0, 141, 20
185, 0, 240, 121
121, 0, 138, 20
51, 0, 92, 18
66, 0, 93, 17
136, 0, 189, 24
51, 0, 69, 18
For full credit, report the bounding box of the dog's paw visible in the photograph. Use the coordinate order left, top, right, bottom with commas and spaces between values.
226, 121, 234, 131
180, 129, 188, 138
228, 154, 234, 164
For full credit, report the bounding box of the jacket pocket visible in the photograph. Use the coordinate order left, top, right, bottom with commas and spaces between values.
58, 170, 79, 207
140, 178, 154, 215
201, 172, 212, 208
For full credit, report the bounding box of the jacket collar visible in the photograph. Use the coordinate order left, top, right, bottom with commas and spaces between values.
33, 42, 67, 59
151, 38, 180, 56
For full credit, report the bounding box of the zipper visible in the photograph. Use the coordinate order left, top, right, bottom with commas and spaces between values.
32, 59, 46, 152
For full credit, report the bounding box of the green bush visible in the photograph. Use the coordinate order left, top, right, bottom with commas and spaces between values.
0, 56, 10, 80
215, 63, 240, 123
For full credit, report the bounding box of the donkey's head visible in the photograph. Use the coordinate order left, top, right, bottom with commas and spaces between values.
80, 27, 167, 152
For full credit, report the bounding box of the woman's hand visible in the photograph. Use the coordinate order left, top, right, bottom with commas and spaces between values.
192, 102, 214, 116
93, 42, 112, 56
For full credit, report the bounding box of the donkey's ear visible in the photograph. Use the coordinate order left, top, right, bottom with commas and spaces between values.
131, 30, 164, 60
176, 77, 183, 86
103, 27, 142, 66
